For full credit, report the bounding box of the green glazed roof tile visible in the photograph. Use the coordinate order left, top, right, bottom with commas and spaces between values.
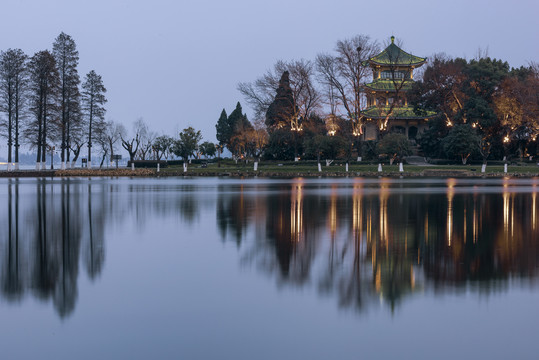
369, 38, 426, 66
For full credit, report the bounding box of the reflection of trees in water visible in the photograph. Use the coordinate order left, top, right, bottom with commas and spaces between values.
2, 180, 24, 302
237, 180, 539, 313
0, 179, 213, 318
423, 190, 539, 287
217, 184, 254, 246
2, 178, 537, 317
0, 179, 106, 318
121, 183, 215, 228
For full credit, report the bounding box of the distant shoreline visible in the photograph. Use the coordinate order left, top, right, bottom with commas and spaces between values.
0, 168, 537, 179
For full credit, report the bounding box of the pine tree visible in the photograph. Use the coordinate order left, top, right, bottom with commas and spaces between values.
81, 70, 107, 168
227, 102, 253, 157
266, 71, 295, 130
215, 108, 229, 147
228, 102, 251, 132
53, 32, 81, 168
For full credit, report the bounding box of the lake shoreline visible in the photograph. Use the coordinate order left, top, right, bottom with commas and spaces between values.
0, 168, 537, 178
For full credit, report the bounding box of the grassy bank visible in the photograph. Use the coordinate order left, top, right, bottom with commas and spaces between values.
154, 160, 539, 177
0, 162, 538, 178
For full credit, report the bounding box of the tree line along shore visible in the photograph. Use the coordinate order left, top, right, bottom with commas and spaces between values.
1, 33, 538, 174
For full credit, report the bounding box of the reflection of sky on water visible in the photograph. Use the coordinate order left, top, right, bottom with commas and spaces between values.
0, 177, 538, 359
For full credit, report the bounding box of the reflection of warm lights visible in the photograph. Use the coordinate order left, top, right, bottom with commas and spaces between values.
371, 241, 376, 273
290, 181, 303, 242
327, 129, 336, 136
379, 180, 390, 250
446, 179, 456, 246
328, 186, 337, 240
503, 135, 510, 143
502, 181, 510, 241
446, 120, 453, 127
472, 123, 477, 128
375, 264, 381, 292
532, 190, 537, 230
353, 181, 363, 240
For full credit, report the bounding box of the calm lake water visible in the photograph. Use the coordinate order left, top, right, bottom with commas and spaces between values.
0, 176, 538, 359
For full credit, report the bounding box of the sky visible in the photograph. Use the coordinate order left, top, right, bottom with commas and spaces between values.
0, 0, 538, 144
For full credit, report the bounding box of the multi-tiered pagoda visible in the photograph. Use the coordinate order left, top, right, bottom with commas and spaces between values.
362, 36, 436, 141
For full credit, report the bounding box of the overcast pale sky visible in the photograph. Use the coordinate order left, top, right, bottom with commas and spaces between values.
0, 0, 537, 143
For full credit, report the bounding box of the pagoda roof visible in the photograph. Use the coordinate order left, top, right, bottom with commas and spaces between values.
361, 106, 436, 120
369, 36, 426, 67
364, 79, 414, 92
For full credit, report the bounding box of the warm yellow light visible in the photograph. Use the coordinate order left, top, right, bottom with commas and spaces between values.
328, 130, 336, 136
503, 135, 510, 143
446, 120, 453, 127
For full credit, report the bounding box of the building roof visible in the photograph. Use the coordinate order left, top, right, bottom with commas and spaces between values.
369, 36, 426, 67
361, 106, 437, 120
364, 79, 414, 92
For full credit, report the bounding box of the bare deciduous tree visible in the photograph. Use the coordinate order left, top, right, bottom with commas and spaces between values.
53, 32, 81, 169
26, 50, 59, 170
82, 70, 107, 168
238, 59, 321, 122
316, 35, 378, 125
121, 118, 146, 163
0, 49, 27, 170
316, 35, 379, 158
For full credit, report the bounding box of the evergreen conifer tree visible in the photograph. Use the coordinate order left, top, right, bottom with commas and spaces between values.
265, 71, 295, 131
215, 108, 229, 147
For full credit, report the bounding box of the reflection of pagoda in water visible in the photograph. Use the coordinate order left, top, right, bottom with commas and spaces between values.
239, 179, 539, 312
